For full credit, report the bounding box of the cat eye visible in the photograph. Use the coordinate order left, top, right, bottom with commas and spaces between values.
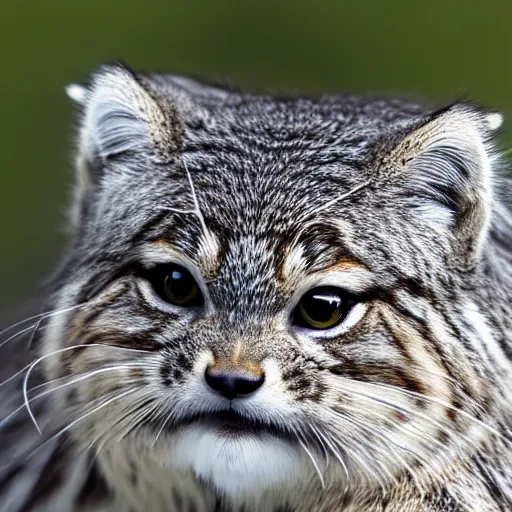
147, 264, 204, 307
293, 286, 356, 330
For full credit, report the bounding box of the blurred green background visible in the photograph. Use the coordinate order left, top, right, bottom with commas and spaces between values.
1, 0, 512, 313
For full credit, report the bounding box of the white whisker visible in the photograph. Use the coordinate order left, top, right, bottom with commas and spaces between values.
306, 180, 371, 220
0, 387, 138, 472
115, 399, 157, 442
89, 394, 156, 450
310, 423, 350, 494
0, 365, 146, 430
295, 430, 325, 489
342, 387, 493, 452
153, 408, 175, 446
0, 342, 150, 389
341, 408, 426, 495
0, 304, 84, 338
307, 424, 330, 471
0, 324, 38, 349
362, 381, 494, 436
339, 401, 444, 453
22, 344, 152, 435
325, 426, 389, 496
183, 157, 213, 244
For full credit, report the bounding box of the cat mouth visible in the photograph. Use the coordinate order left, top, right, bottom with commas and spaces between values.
166, 410, 295, 441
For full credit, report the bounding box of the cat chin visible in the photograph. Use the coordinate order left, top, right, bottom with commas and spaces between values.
157, 426, 310, 495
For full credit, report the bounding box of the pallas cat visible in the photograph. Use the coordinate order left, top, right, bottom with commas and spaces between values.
1, 63, 511, 511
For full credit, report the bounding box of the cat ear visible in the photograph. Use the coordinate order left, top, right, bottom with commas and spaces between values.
65, 63, 185, 229
69, 63, 182, 175
379, 104, 503, 266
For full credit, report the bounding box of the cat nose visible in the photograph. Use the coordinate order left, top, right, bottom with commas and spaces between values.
204, 364, 265, 400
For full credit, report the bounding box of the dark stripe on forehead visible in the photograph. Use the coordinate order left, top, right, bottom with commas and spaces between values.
276, 221, 367, 281
130, 210, 173, 245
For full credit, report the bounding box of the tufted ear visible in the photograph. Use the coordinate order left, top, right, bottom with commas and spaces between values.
65, 64, 187, 228
67, 64, 184, 179
378, 104, 503, 267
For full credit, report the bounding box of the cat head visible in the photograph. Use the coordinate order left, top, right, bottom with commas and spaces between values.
42, 62, 505, 497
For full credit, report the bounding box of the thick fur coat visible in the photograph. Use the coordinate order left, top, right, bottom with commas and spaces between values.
1, 64, 511, 511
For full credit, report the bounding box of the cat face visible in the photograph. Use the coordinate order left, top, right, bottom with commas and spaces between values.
41, 64, 503, 496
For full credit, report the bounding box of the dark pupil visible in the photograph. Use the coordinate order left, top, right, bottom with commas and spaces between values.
303, 293, 341, 321
165, 269, 194, 301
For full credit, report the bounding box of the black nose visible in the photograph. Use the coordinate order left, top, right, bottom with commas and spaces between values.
204, 366, 265, 400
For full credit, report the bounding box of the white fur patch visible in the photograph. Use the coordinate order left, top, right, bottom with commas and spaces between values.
65, 84, 87, 104
162, 427, 308, 495
142, 354, 315, 497
486, 112, 504, 131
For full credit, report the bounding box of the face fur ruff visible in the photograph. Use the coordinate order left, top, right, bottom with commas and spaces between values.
1, 63, 512, 512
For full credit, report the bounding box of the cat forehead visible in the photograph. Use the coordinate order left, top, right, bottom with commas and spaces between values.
146, 173, 370, 289
171, 100, 425, 223
93, 109, 415, 278
141, 73, 429, 154
188, 90, 426, 145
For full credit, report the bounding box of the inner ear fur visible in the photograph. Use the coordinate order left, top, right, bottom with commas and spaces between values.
78, 64, 184, 167
376, 104, 502, 267
67, 63, 186, 229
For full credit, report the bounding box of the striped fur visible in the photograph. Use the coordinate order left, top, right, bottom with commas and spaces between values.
1, 62, 511, 511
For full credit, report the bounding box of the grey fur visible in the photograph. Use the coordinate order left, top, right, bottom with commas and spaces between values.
1, 62, 511, 511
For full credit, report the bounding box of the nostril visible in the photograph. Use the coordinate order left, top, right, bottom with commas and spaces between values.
204, 366, 265, 400
234, 374, 264, 395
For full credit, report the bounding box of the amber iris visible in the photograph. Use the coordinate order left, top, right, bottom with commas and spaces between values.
150, 264, 203, 307
294, 286, 353, 330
